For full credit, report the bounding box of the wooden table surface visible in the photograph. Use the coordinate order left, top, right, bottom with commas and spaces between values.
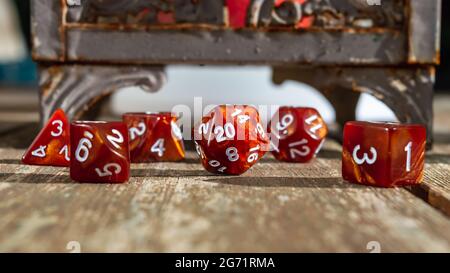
0, 94, 449, 253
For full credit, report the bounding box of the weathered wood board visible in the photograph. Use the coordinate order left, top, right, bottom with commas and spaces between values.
1, 92, 450, 253
1, 138, 450, 252
414, 95, 450, 217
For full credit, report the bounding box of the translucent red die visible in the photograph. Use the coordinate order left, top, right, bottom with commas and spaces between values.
342, 121, 426, 188
22, 108, 70, 167
268, 107, 328, 163
70, 121, 130, 183
194, 105, 269, 175
123, 112, 185, 163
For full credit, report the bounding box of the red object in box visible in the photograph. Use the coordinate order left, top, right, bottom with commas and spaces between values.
268, 107, 328, 163
226, 0, 251, 28
22, 109, 70, 167
123, 112, 185, 163
226, 0, 314, 29
70, 121, 130, 183
342, 121, 426, 188
194, 105, 269, 175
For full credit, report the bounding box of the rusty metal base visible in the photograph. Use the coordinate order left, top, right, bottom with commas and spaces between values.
38, 64, 434, 148
273, 66, 434, 148
38, 64, 166, 124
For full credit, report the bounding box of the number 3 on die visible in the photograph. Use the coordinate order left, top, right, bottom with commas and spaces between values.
352, 145, 377, 165
352, 142, 412, 170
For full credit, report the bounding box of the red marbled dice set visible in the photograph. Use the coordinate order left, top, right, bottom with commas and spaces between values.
23, 106, 426, 188
70, 121, 130, 183
194, 105, 269, 175
22, 109, 186, 183
268, 107, 328, 163
123, 112, 185, 163
22, 109, 70, 167
342, 121, 426, 187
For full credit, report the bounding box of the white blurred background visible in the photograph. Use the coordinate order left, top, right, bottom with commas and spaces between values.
111, 65, 397, 125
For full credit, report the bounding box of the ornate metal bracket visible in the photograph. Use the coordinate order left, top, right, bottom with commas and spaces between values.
272, 66, 434, 148
38, 64, 166, 124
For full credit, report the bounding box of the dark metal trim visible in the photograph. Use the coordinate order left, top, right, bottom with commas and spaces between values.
38, 64, 166, 124
408, 0, 442, 64
31, 0, 65, 61
65, 29, 406, 65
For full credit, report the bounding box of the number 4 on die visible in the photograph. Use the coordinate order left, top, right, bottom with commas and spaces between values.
22, 109, 70, 167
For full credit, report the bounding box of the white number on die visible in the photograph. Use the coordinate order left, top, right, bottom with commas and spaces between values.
215, 123, 236, 143
209, 160, 221, 167
232, 109, 251, 124
198, 123, 209, 135
50, 120, 64, 137
151, 138, 165, 157
231, 109, 242, 117
217, 166, 227, 173
256, 123, 266, 138
353, 145, 377, 165
171, 121, 183, 140
226, 147, 240, 162
405, 141, 412, 172
195, 142, 205, 159
276, 114, 294, 135
31, 145, 47, 158
305, 115, 323, 134
107, 129, 124, 149
209, 160, 227, 173
75, 131, 93, 163
95, 163, 122, 177
129, 122, 146, 141
238, 115, 250, 124
59, 145, 70, 162
247, 145, 260, 163
289, 139, 311, 159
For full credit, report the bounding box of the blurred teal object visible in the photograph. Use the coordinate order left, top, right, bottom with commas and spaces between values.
0, 55, 37, 86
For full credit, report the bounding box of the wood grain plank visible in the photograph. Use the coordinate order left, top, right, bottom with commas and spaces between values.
411, 142, 450, 216
0, 122, 40, 149
0, 123, 23, 136
413, 95, 450, 216
1, 143, 450, 253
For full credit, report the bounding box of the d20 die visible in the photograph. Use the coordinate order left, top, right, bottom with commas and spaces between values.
194, 105, 269, 175
22, 109, 70, 167
342, 121, 426, 187
70, 121, 130, 183
123, 112, 185, 163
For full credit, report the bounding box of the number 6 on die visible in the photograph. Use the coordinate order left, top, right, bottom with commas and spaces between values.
70, 121, 130, 183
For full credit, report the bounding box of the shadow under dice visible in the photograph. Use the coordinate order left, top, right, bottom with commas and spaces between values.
342, 121, 426, 188
22, 108, 70, 167
70, 121, 130, 183
269, 107, 328, 163
194, 105, 269, 175
123, 112, 185, 163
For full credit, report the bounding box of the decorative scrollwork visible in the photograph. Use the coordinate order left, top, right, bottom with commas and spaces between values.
71, 0, 404, 28
39, 65, 166, 123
